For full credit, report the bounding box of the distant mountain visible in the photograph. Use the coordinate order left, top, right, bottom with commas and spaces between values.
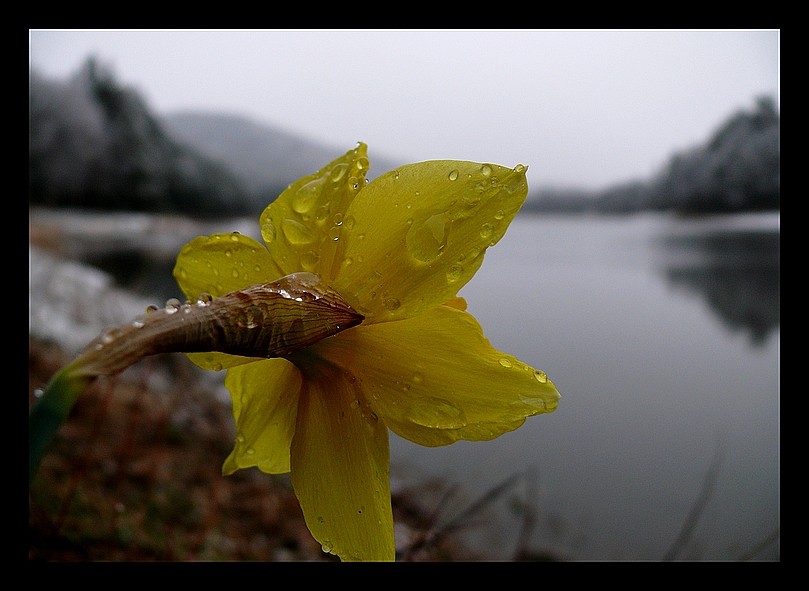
29, 57, 400, 217
525, 95, 780, 215
162, 112, 399, 210
29, 58, 250, 216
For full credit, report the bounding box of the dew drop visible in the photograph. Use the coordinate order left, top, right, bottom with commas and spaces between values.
254, 264, 262, 272
231, 268, 240, 278
321, 541, 334, 554
131, 319, 145, 329
330, 163, 348, 182
333, 212, 344, 226
494, 209, 505, 220
292, 178, 324, 214
101, 327, 119, 343
145, 304, 159, 314
33, 388, 44, 399
446, 263, 463, 283
165, 298, 182, 314
412, 372, 423, 384
480, 164, 493, 177
262, 222, 277, 243
349, 399, 360, 410
448, 169, 459, 181
383, 297, 401, 311
230, 232, 241, 241
463, 194, 481, 208
328, 226, 341, 241
245, 447, 256, 455
315, 205, 330, 223
534, 369, 548, 383
211, 362, 223, 371
514, 164, 527, 173
197, 293, 213, 306
301, 250, 320, 271
282, 218, 316, 245
499, 358, 513, 368
406, 213, 450, 263
480, 223, 494, 240
407, 397, 467, 428
236, 433, 245, 443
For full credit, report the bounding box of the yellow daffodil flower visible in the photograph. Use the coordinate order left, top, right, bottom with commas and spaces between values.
173, 143, 560, 561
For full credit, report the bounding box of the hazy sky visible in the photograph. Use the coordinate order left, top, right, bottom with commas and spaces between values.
28, 29, 779, 190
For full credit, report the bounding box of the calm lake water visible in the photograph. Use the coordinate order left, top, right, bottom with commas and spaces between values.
29, 208, 780, 561
389, 212, 780, 561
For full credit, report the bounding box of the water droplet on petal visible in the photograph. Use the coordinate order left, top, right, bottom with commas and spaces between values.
448, 169, 459, 181
281, 218, 316, 245
262, 222, 277, 243
330, 163, 348, 182
292, 178, 324, 214
494, 209, 505, 220
165, 298, 182, 314
301, 250, 320, 271
328, 226, 341, 241
499, 358, 513, 368
383, 297, 401, 311
145, 304, 159, 314
480, 164, 493, 177
407, 213, 449, 263
408, 397, 467, 428
534, 369, 548, 383
514, 164, 527, 173
446, 263, 463, 283
197, 293, 213, 306
480, 223, 494, 240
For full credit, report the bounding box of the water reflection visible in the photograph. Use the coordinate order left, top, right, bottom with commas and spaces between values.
654, 220, 780, 347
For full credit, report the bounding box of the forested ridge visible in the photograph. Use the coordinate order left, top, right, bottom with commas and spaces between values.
30, 57, 779, 216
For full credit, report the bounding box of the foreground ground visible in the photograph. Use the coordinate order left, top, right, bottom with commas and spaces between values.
29, 337, 546, 562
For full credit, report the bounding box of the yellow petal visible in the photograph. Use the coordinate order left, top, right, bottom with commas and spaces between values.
311, 305, 559, 447
173, 232, 281, 300
289, 356, 395, 561
258, 143, 371, 284
333, 161, 528, 322
185, 351, 257, 371
222, 358, 301, 475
